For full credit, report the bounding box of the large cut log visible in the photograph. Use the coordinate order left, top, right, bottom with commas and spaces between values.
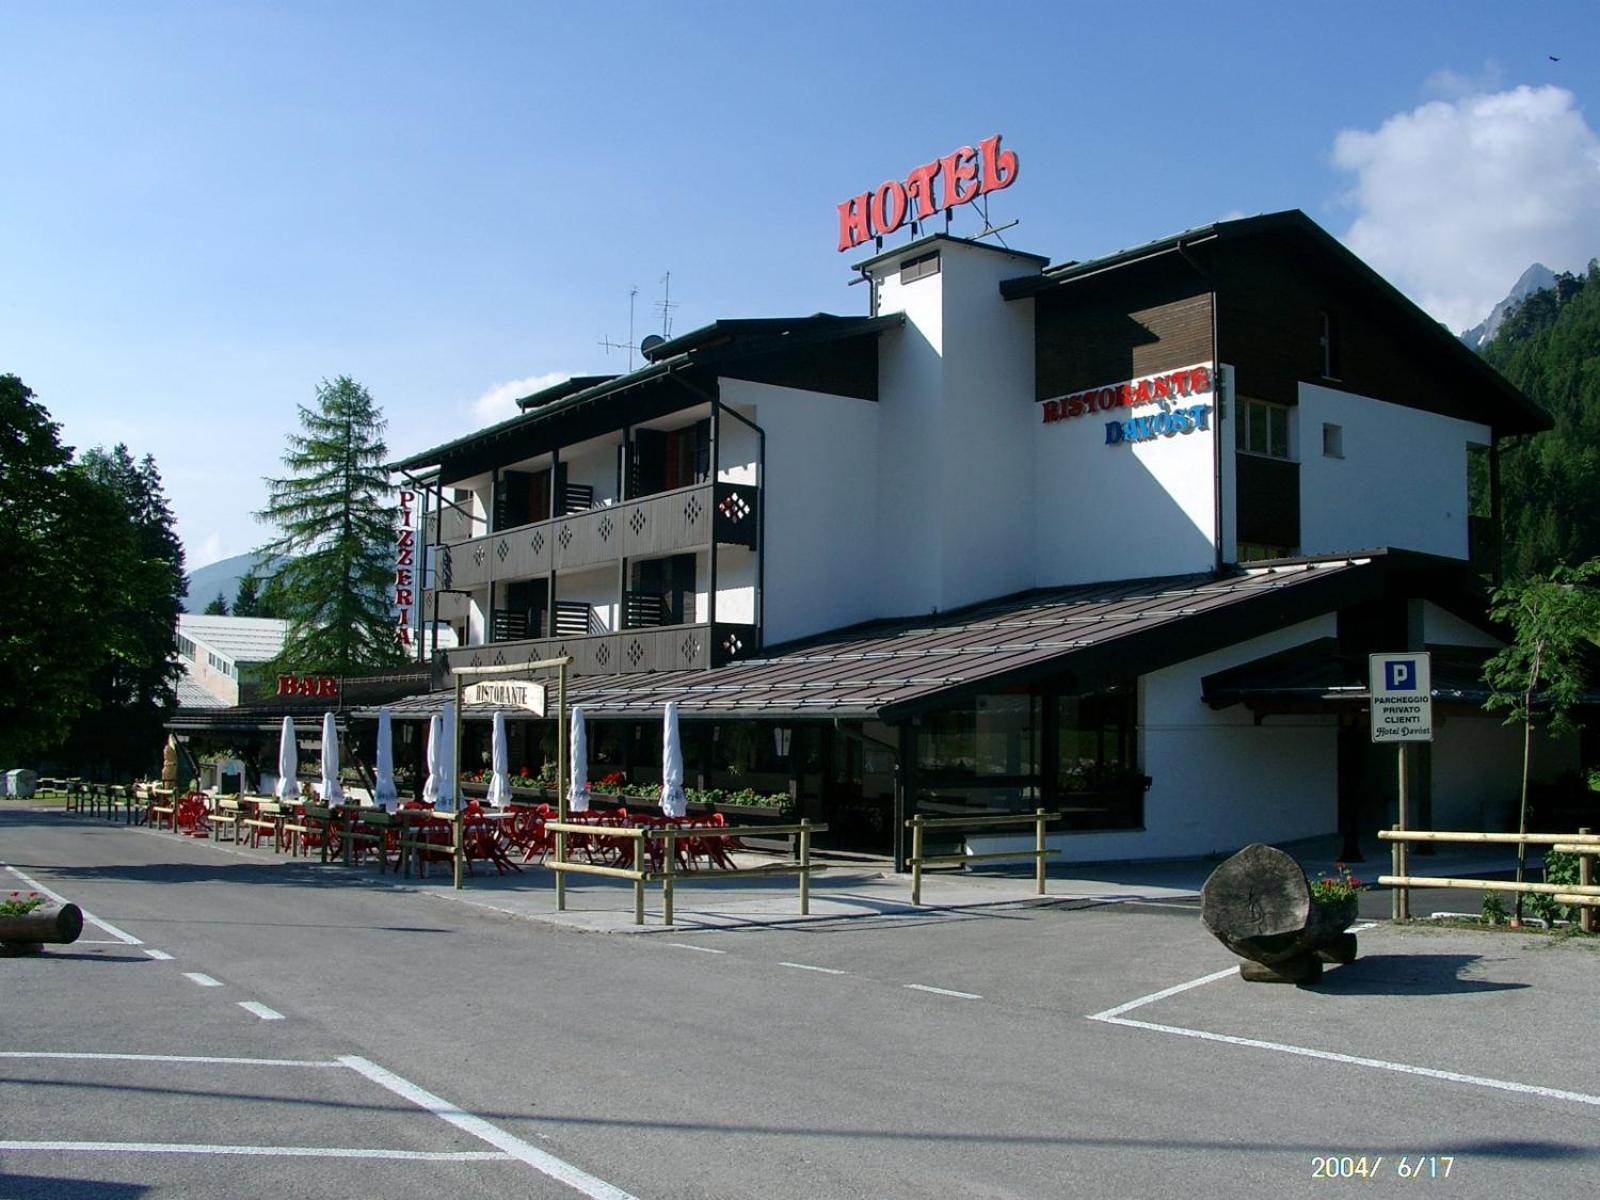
0, 902, 84, 954
1201, 844, 1357, 983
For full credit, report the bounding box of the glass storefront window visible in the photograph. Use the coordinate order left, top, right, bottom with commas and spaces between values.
1057, 689, 1142, 831
915, 694, 1039, 778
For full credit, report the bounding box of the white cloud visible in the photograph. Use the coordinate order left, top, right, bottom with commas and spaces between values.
469, 372, 571, 425
1333, 85, 1600, 332
1424, 62, 1503, 100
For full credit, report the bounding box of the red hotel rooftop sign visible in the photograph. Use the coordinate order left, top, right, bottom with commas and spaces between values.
837, 134, 1019, 252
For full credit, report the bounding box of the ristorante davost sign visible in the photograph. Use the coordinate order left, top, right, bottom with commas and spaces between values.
1042, 364, 1215, 446
837, 135, 1019, 252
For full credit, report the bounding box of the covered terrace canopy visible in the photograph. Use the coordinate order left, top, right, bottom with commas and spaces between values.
354, 551, 1484, 726
1201, 637, 1600, 718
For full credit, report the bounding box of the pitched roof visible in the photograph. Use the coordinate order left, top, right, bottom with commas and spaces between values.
177, 615, 289, 664
392, 313, 903, 474
360, 556, 1426, 724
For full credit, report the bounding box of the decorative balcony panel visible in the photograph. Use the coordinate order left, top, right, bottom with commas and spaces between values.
713, 483, 759, 549
440, 621, 760, 681
433, 481, 755, 586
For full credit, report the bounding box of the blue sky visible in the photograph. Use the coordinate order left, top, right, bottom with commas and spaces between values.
4, 2, 1597, 572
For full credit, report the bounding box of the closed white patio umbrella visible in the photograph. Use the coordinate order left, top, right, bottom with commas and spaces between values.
660, 702, 687, 819
486, 710, 512, 807
422, 714, 444, 806
428, 701, 458, 811
274, 717, 298, 802
568, 705, 591, 814
319, 711, 345, 805
374, 707, 398, 809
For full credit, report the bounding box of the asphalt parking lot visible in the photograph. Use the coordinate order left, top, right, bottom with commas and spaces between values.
3, 807, 1598, 1199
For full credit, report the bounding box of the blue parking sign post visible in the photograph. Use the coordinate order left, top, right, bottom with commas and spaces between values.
1370, 653, 1433, 921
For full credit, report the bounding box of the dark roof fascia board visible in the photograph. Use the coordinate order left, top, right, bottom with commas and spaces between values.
875, 561, 1393, 722
850, 231, 1050, 275
517, 375, 617, 411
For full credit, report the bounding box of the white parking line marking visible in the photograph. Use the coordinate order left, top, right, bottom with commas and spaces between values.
239, 1002, 285, 1021
341, 1055, 642, 1200
779, 962, 846, 975
184, 972, 223, 988
3, 864, 143, 944
144, 949, 175, 961
665, 942, 725, 954
0, 1141, 511, 1161
74, 939, 125, 945
1093, 1014, 1600, 1109
1087, 966, 1240, 1020
904, 984, 981, 1000
0, 1052, 337, 1067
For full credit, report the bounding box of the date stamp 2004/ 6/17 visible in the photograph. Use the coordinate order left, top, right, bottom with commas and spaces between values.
1311, 1155, 1456, 1181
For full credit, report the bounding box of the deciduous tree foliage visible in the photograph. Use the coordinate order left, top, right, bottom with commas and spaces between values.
1482, 558, 1600, 918
59, 445, 187, 777
0, 376, 184, 767
254, 376, 402, 675
1483, 263, 1600, 579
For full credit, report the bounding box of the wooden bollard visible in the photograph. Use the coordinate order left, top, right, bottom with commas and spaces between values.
1201, 844, 1359, 985
0, 902, 84, 955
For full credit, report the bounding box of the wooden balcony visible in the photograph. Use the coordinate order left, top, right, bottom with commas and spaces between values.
440, 621, 759, 680
433, 480, 758, 592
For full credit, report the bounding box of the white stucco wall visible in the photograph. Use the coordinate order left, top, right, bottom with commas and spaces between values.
1432, 717, 1581, 830
714, 546, 757, 625
719, 378, 882, 646
1422, 601, 1500, 649
1298, 383, 1491, 560
1034, 361, 1221, 586
560, 567, 618, 633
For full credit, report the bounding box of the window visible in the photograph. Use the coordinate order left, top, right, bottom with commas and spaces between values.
1236, 397, 1292, 460
1056, 689, 1142, 831
1322, 423, 1343, 459
899, 251, 940, 284
1318, 310, 1341, 380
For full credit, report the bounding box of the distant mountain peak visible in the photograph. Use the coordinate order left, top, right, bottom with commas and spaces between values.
1461, 262, 1559, 349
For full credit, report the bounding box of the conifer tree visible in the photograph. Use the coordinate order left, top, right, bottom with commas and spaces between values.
204, 592, 230, 615
254, 376, 402, 675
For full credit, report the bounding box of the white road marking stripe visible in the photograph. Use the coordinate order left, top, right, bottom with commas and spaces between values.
0, 1052, 337, 1067
144, 949, 175, 961
73, 939, 125, 945
0, 1141, 510, 1161
341, 1055, 642, 1200
904, 984, 981, 1000
238, 1002, 285, 1020
3, 864, 142, 944
778, 962, 846, 975
665, 942, 724, 954
1087, 966, 1240, 1021
184, 972, 223, 988
1092, 1015, 1600, 1108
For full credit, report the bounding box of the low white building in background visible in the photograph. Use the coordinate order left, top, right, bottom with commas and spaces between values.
389, 209, 1590, 866
175, 614, 289, 708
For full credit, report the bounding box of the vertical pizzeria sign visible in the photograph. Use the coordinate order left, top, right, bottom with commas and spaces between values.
393, 490, 416, 648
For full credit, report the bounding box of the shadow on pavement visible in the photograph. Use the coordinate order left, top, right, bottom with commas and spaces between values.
1310, 953, 1529, 995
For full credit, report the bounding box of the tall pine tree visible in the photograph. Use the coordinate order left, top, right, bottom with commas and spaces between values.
255, 376, 402, 675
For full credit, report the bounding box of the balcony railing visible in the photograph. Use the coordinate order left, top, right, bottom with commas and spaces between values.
431, 481, 758, 592
441, 621, 759, 680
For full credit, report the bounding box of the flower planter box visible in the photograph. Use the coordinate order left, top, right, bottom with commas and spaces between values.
0, 902, 84, 955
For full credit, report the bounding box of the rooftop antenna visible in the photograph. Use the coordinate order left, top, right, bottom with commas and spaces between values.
598, 285, 640, 369
656, 272, 678, 338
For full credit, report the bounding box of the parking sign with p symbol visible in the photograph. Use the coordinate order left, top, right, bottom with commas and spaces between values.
1385, 660, 1415, 690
